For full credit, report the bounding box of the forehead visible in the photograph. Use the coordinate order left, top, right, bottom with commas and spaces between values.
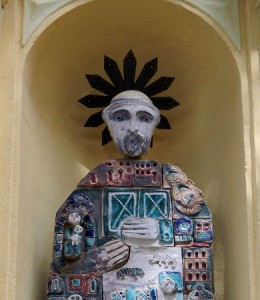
109, 103, 156, 115
69, 212, 79, 217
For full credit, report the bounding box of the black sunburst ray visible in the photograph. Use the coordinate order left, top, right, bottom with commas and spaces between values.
79, 50, 180, 145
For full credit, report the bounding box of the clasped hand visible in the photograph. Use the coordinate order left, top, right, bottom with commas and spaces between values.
121, 217, 159, 240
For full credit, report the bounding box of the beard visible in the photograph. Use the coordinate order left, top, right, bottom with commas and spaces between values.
118, 131, 150, 157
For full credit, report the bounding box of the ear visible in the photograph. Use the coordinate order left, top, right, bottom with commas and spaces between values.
102, 108, 108, 123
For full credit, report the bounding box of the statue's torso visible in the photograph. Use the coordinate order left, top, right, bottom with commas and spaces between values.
47, 160, 214, 300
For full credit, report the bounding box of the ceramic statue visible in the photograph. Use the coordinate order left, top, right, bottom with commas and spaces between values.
47, 51, 215, 300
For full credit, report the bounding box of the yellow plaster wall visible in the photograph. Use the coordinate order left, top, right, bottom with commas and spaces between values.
243, 1, 260, 297
0, 1, 22, 299
0, 0, 259, 299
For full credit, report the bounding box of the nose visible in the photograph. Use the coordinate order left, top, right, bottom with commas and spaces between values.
128, 127, 138, 133
128, 118, 138, 132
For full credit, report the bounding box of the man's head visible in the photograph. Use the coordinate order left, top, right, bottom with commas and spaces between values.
159, 276, 178, 294
67, 212, 81, 226
102, 91, 160, 158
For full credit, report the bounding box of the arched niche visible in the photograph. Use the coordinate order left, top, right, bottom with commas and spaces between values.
17, 1, 247, 299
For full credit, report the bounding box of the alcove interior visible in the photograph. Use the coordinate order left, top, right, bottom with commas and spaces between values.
17, 1, 247, 299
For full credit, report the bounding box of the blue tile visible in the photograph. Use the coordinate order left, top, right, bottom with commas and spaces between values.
159, 220, 173, 243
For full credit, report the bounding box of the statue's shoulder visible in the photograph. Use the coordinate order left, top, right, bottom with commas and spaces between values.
163, 162, 212, 218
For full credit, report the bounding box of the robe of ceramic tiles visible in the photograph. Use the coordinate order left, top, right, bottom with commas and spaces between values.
47, 160, 214, 300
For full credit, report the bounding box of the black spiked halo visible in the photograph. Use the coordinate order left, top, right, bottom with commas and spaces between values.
79, 50, 180, 145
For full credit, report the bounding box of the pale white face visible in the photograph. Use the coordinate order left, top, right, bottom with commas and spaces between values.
109, 104, 157, 157
73, 224, 83, 234
68, 213, 81, 226
103, 98, 160, 158
160, 277, 177, 294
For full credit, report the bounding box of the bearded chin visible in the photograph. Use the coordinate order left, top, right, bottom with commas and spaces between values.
119, 131, 150, 157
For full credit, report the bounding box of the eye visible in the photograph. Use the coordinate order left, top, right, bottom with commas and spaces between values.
196, 223, 202, 230
110, 110, 130, 122
137, 111, 154, 123
140, 116, 152, 122
204, 223, 210, 230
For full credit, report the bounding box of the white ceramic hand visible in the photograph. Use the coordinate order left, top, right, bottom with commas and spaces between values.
96, 239, 129, 272
121, 217, 159, 240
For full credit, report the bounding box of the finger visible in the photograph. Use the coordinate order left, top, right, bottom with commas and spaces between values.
123, 217, 156, 222
121, 224, 149, 230
122, 217, 137, 223
105, 241, 127, 254
106, 244, 129, 259
100, 239, 125, 251
107, 257, 129, 271
122, 231, 148, 238
107, 249, 129, 268
122, 220, 150, 226
108, 246, 129, 259
122, 229, 149, 234
97, 246, 124, 260
102, 239, 123, 247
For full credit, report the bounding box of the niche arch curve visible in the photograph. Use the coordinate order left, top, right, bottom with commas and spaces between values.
23, 0, 240, 60
17, 1, 247, 300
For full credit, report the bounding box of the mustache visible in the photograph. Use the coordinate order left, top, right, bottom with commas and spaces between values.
123, 131, 145, 157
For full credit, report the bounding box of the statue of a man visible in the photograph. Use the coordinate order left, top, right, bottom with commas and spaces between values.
47, 54, 214, 300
